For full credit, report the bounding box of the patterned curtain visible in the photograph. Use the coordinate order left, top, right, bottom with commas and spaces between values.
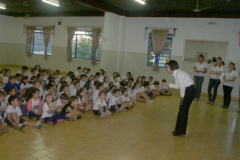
42, 26, 53, 59
26, 26, 36, 57
91, 27, 101, 65
67, 27, 77, 62
151, 29, 169, 71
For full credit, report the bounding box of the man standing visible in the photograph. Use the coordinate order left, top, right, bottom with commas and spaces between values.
162, 60, 196, 136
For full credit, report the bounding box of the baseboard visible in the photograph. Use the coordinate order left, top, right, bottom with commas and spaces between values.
0, 64, 68, 76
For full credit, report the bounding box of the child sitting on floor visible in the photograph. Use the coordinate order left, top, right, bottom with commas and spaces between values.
120, 88, 134, 110
60, 96, 82, 121
93, 91, 111, 118
42, 93, 64, 125
4, 95, 43, 130
26, 88, 42, 121
77, 88, 93, 112
108, 89, 128, 112
56, 93, 69, 114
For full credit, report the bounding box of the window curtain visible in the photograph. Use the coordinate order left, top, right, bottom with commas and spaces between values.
67, 27, 77, 62
151, 29, 169, 71
91, 27, 101, 65
26, 26, 36, 57
42, 26, 53, 59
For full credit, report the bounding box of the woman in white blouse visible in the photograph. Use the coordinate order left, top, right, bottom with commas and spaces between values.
193, 55, 207, 101
206, 57, 223, 105
222, 62, 237, 108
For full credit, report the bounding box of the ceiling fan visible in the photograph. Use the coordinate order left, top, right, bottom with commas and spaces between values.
193, 0, 211, 13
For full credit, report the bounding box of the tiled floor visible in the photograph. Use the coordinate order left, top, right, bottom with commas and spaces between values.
0, 66, 240, 160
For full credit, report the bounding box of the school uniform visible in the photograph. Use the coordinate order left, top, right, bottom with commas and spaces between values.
3, 82, 20, 92
4, 105, 25, 125
120, 95, 131, 103
80, 80, 86, 88
93, 98, 107, 116
106, 91, 113, 103
20, 83, 31, 91
5, 95, 10, 104
42, 102, 63, 124
223, 70, 237, 106
3, 76, 9, 85
75, 71, 81, 77
92, 90, 100, 106
28, 73, 34, 81
113, 81, 120, 88
194, 62, 207, 99
103, 82, 109, 89
208, 66, 224, 102
69, 84, 74, 93
66, 77, 72, 85
27, 98, 43, 119
110, 76, 121, 82
43, 75, 48, 83
16, 80, 20, 85
0, 101, 7, 117
98, 76, 104, 83
169, 69, 196, 135
70, 87, 77, 96
108, 96, 121, 111
131, 88, 142, 100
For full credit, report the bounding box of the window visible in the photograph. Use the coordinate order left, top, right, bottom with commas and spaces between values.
71, 31, 101, 61
147, 33, 173, 68
26, 30, 53, 55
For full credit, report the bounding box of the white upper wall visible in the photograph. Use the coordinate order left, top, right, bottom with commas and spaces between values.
0, 15, 16, 43
13, 16, 104, 47
124, 17, 240, 62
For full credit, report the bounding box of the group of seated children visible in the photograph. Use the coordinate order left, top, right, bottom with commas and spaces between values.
0, 65, 171, 134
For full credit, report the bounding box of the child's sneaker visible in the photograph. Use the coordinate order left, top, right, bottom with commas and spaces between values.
126, 107, 130, 110
131, 105, 134, 108
237, 108, 240, 113
36, 120, 43, 129
69, 117, 74, 121
31, 117, 37, 121
77, 115, 82, 119
133, 102, 137, 105
46, 121, 53, 125
18, 124, 25, 130
146, 100, 154, 104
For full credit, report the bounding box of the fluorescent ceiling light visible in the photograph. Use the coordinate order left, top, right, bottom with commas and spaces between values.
0, 6, 6, 9
135, 0, 146, 5
42, 0, 59, 7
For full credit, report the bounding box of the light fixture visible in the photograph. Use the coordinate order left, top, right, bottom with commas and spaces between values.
42, 0, 59, 7
134, 0, 146, 5
0, 6, 6, 9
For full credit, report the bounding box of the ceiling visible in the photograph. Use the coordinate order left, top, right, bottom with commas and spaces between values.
0, 0, 239, 18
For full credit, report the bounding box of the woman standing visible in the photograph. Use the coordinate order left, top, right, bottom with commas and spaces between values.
163, 60, 196, 136
222, 62, 237, 108
206, 57, 223, 105
193, 55, 207, 101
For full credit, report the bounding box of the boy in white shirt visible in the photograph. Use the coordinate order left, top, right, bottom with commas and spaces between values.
93, 91, 111, 118
17, 66, 28, 76
148, 76, 154, 85
93, 83, 104, 106
113, 76, 120, 89
106, 85, 115, 103
108, 89, 128, 112
80, 74, 88, 88
5, 95, 43, 130
56, 93, 69, 114
120, 88, 134, 110
75, 67, 82, 77
28, 69, 36, 81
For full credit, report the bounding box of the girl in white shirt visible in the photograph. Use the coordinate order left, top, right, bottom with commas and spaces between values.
70, 81, 80, 96
3, 69, 11, 86
59, 85, 71, 98
206, 57, 224, 105
222, 62, 237, 108
42, 93, 63, 125
131, 82, 153, 104
20, 76, 30, 91
93, 83, 104, 106
93, 91, 111, 118
120, 88, 133, 109
193, 55, 208, 100
77, 88, 93, 112
103, 77, 109, 91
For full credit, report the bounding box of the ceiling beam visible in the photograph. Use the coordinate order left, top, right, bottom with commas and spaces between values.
76, 0, 124, 15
